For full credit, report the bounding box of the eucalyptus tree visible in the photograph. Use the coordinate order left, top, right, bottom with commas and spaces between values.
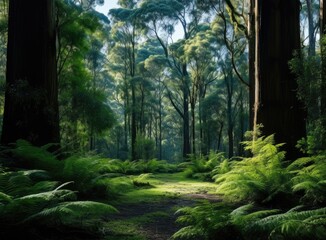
1, 0, 59, 146
255, 0, 306, 159
180, 25, 217, 155
109, 0, 144, 160
0, 0, 7, 112
56, 0, 114, 151
137, 39, 167, 159
139, 0, 209, 158
320, 0, 326, 150
303, 0, 319, 56
201, 89, 226, 152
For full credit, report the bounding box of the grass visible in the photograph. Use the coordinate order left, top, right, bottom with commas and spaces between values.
108, 172, 217, 205
103, 172, 218, 239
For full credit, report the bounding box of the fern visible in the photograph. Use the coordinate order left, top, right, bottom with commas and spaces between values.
0, 191, 12, 203
173, 203, 240, 240
25, 201, 118, 228
11, 139, 63, 174
214, 135, 292, 205
249, 207, 326, 240
288, 154, 326, 204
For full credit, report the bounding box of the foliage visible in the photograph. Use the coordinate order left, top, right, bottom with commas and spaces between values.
289, 47, 326, 153
174, 134, 326, 240
180, 152, 226, 179
249, 207, 326, 240
105, 158, 178, 175
0, 167, 117, 239
174, 202, 326, 240
10, 139, 63, 174
288, 154, 326, 205
214, 135, 292, 205
134, 135, 156, 160
173, 202, 240, 240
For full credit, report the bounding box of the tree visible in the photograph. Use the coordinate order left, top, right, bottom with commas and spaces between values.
110, 1, 143, 160
139, 0, 207, 158
254, 0, 306, 159
1, 0, 59, 146
320, 0, 326, 150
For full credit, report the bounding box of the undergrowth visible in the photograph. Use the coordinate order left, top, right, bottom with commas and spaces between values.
0, 140, 179, 238
173, 134, 326, 240
0, 168, 117, 239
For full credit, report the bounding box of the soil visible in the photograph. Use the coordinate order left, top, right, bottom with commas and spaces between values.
109, 193, 221, 240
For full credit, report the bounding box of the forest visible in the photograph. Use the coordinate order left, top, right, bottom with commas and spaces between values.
0, 0, 325, 239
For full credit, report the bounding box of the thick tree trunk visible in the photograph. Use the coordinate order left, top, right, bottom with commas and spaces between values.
1, 0, 59, 146
257, 0, 306, 159
320, 0, 326, 150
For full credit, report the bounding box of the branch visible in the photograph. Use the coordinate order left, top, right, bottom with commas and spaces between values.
220, 12, 250, 88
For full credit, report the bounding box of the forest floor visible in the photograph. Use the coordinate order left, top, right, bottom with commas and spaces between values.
103, 173, 220, 240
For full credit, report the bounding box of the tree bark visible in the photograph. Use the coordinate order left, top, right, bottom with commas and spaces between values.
257, 0, 306, 159
182, 64, 191, 158
320, 0, 326, 150
1, 0, 59, 146
306, 0, 316, 56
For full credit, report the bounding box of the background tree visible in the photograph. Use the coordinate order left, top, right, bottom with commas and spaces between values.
56, 0, 114, 152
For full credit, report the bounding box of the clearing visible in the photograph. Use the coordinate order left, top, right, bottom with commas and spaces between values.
104, 172, 220, 240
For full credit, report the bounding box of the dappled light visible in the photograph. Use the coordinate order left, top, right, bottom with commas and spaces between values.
0, 0, 325, 239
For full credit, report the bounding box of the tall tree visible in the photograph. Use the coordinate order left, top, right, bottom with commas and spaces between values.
1, 0, 59, 146
139, 0, 206, 158
110, 1, 141, 160
320, 0, 326, 150
255, 0, 306, 159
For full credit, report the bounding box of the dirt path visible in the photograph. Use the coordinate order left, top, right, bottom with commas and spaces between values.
139, 195, 220, 240
105, 173, 220, 240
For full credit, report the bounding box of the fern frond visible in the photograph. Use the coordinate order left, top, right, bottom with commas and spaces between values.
29, 181, 59, 194
172, 226, 204, 240
24, 201, 118, 226
0, 191, 12, 203
251, 207, 326, 239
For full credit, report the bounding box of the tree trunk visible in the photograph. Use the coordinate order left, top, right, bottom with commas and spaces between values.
182, 64, 191, 158
1, 0, 59, 146
320, 0, 326, 150
159, 95, 162, 160
217, 121, 224, 151
306, 0, 316, 56
131, 85, 137, 160
249, 0, 255, 131
191, 102, 196, 155
257, 0, 306, 159
253, 0, 260, 138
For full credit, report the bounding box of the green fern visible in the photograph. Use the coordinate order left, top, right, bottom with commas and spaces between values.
288, 155, 326, 204
173, 203, 239, 240
11, 139, 63, 174
0, 191, 12, 203
24, 201, 118, 227
214, 135, 292, 205
249, 207, 326, 240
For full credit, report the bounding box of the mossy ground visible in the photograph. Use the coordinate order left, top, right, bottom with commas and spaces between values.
104, 172, 219, 240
